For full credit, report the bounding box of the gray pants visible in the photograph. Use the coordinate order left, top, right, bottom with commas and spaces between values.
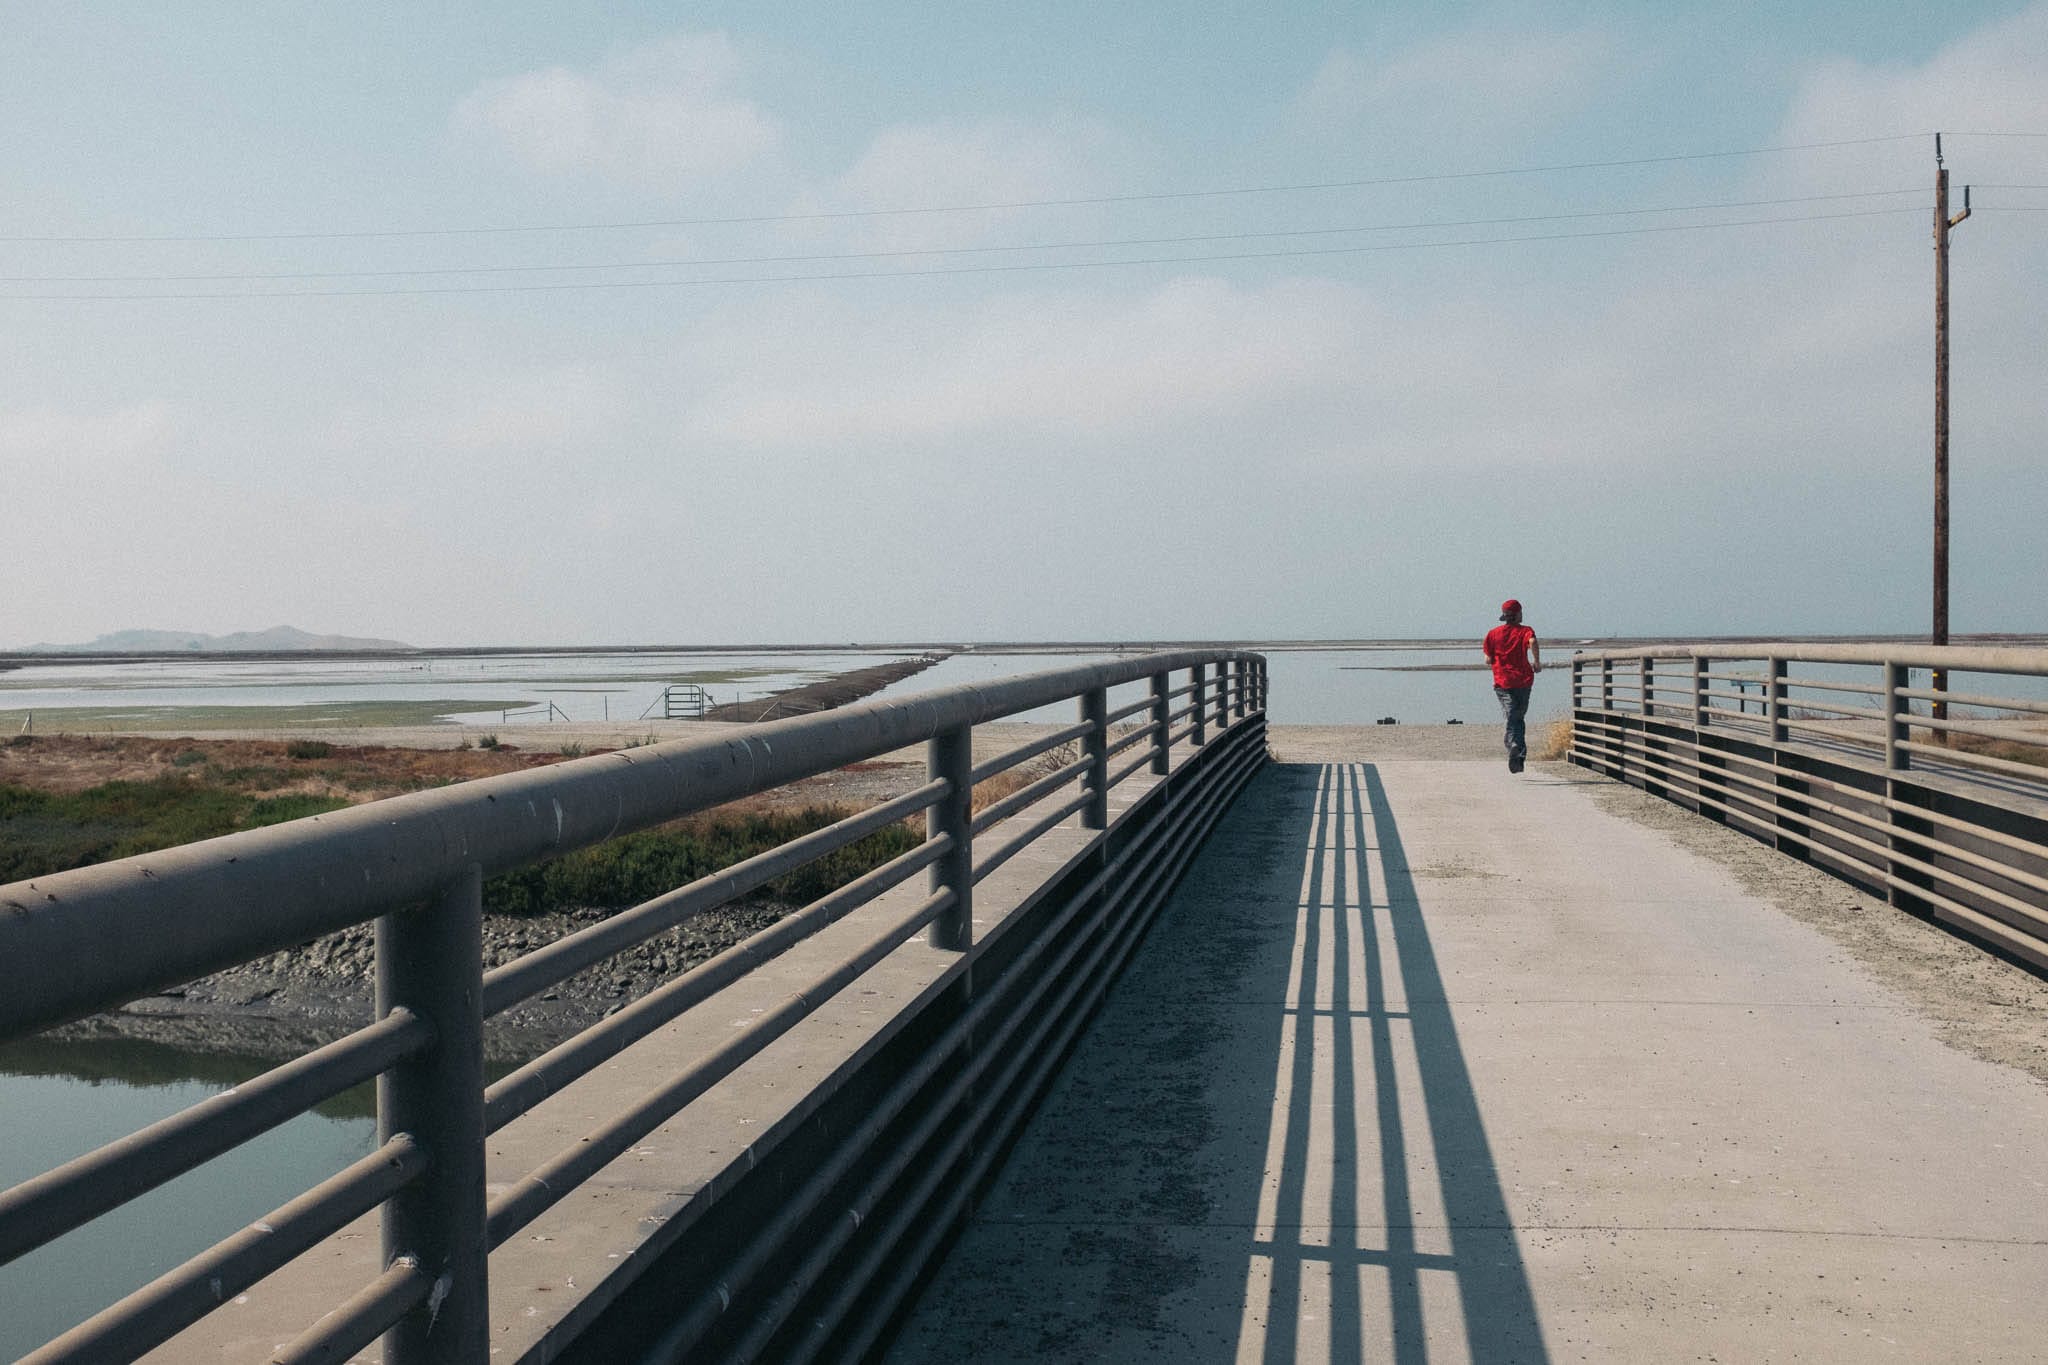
1494, 685, 1532, 761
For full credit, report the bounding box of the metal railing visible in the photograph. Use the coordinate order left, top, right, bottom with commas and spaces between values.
0, 650, 1268, 1363
1570, 642, 2048, 971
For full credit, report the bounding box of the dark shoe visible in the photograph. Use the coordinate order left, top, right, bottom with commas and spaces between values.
1509, 754, 1525, 774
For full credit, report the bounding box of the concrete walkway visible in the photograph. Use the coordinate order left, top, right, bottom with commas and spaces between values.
883, 745, 2048, 1363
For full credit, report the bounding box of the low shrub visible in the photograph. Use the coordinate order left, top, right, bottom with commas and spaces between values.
0, 778, 349, 882
483, 805, 922, 918
286, 740, 333, 760
248, 793, 350, 826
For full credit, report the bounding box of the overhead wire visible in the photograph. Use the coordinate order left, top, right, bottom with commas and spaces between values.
0, 188, 1930, 285
1, 206, 1932, 301
0, 132, 1938, 245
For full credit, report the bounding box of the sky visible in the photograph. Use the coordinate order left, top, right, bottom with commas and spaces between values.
2, 3, 2044, 647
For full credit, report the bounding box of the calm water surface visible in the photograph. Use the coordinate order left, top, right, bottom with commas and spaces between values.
0, 1039, 376, 1360
0, 650, 922, 725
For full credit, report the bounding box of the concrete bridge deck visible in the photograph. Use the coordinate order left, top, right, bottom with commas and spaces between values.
884, 728, 2048, 1363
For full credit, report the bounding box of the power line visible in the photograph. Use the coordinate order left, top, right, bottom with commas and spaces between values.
1, 206, 1929, 301
0, 188, 1927, 285
0, 133, 1936, 246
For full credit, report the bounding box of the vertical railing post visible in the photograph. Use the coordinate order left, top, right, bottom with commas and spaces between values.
377, 866, 489, 1365
927, 726, 973, 950
1081, 687, 1109, 830
1767, 656, 1788, 745
1599, 657, 1613, 713
1191, 664, 1207, 747
1150, 671, 1171, 775
1882, 659, 1926, 912
1692, 656, 1708, 728
1640, 658, 1654, 717
1232, 659, 1247, 720
1216, 660, 1232, 732
1884, 661, 1911, 773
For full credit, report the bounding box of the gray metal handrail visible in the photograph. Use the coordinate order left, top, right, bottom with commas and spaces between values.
0, 648, 1267, 1364
1568, 641, 2048, 973
0, 649, 1259, 1038
1569, 642, 2048, 778
1576, 641, 2048, 673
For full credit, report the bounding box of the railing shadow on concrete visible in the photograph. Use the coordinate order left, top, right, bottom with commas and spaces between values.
1242, 762, 1545, 1364
0, 650, 1267, 1365
1570, 643, 2048, 973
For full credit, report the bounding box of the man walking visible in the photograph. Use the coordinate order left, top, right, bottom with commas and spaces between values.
1484, 599, 1542, 773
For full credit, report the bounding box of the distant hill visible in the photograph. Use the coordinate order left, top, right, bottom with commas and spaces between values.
29, 625, 414, 653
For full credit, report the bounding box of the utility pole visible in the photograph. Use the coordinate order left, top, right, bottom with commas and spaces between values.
1932, 133, 1970, 727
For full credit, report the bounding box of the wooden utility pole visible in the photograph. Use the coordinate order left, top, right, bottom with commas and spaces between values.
1932, 134, 1970, 725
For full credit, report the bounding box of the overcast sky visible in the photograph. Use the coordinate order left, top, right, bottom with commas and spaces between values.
3, 3, 2044, 647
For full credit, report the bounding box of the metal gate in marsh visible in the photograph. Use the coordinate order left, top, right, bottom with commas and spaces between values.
640, 682, 715, 720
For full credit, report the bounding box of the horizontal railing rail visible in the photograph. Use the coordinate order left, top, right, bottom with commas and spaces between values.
0, 648, 1267, 1364
1569, 642, 2048, 973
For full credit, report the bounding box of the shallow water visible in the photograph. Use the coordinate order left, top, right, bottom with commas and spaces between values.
0, 1038, 376, 1360
0, 649, 921, 727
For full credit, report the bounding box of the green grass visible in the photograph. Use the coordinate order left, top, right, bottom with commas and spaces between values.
483, 807, 922, 917
3, 771, 921, 924
0, 778, 351, 882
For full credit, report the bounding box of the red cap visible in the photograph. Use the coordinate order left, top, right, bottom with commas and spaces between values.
1499, 599, 1522, 620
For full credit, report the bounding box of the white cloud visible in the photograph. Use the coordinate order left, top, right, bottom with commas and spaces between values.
1775, 5, 2048, 145
452, 33, 781, 185
1294, 26, 1619, 139
770, 114, 1155, 255
680, 276, 1372, 451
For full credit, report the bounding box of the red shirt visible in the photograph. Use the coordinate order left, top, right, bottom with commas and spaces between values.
1484, 623, 1536, 689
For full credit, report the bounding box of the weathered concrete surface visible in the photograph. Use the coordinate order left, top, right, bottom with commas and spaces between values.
883, 742, 2048, 1363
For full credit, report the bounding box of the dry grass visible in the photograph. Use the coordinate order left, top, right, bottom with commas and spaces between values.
1908, 728, 2048, 769
0, 733, 567, 799
1530, 715, 1575, 762
972, 741, 1083, 814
